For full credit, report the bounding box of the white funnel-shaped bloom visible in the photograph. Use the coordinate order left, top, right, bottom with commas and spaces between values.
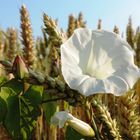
61, 28, 140, 96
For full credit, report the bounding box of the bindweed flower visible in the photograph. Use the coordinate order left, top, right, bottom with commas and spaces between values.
61, 28, 140, 96
51, 111, 95, 137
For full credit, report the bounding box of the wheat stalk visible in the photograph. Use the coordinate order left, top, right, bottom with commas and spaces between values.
43, 13, 63, 47
7, 28, 18, 62
67, 14, 76, 37
97, 19, 102, 30
92, 99, 122, 140
117, 91, 140, 140
20, 5, 35, 69
113, 26, 119, 34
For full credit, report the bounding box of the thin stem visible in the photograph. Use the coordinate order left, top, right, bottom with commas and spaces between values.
42, 97, 67, 104
85, 101, 101, 140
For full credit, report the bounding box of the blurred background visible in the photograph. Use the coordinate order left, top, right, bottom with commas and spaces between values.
0, 0, 140, 37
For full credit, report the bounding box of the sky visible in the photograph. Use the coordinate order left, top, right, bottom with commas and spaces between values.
0, 0, 140, 38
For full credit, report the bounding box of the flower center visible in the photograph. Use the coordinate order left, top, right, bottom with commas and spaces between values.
85, 43, 115, 79
86, 62, 113, 79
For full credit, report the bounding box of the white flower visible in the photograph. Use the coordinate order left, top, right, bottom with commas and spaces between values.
51, 111, 73, 128
61, 28, 140, 96
51, 111, 95, 137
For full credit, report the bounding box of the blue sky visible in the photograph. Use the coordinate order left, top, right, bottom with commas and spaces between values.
0, 0, 140, 37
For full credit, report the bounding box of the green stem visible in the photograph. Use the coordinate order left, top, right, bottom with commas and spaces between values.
85, 102, 100, 140
42, 97, 67, 104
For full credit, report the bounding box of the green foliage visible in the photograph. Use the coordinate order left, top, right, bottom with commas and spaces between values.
43, 94, 57, 124
65, 126, 91, 140
4, 92, 20, 139
0, 79, 44, 140
0, 77, 7, 86
0, 97, 7, 122
19, 85, 43, 139
1, 78, 23, 94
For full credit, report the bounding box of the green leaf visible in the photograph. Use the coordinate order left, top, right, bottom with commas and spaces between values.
65, 126, 90, 140
0, 87, 16, 101
4, 95, 21, 139
23, 85, 43, 105
19, 85, 44, 139
0, 77, 7, 86
43, 94, 57, 124
0, 97, 7, 122
0, 87, 20, 139
0, 82, 44, 140
19, 96, 38, 140
1, 78, 23, 94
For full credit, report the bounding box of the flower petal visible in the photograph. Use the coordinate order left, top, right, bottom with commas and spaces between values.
61, 28, 92, 76
51, 111, 73, 128
112, 64, 140, 89
64, 74, 128, 96
61, 28, 140, 96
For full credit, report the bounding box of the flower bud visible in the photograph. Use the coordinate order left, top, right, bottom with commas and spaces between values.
12, 55, 29, 79
67, 117, 95, 137
51, 111, 95, 137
